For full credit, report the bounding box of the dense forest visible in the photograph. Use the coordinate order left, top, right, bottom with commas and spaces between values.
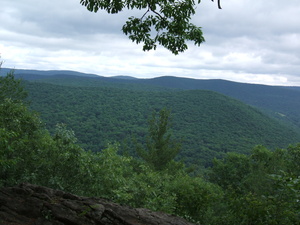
1, 71, 300, 224
2, 68, 300, 130
24, 78, 300, 167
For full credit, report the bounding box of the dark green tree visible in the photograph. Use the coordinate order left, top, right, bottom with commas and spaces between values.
0, 71, 35, 185
80, 0, 221, 54
0, 96, 46, 186
0, 70, 28, 103
209, 146, 300, 225
136, 108, 181, 171
0, 72, 88, 192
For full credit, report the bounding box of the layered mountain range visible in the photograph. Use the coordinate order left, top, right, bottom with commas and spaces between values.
2, 68, 300, 166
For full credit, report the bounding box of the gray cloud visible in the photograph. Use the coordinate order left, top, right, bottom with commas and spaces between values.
1, 0, 300, 86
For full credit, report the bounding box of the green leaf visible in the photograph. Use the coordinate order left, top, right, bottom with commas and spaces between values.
81, 0, 206, 54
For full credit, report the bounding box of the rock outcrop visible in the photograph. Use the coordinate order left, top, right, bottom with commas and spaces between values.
0, 183, 196, 225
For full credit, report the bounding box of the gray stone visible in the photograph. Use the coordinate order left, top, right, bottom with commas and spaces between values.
0, 183, 196, 225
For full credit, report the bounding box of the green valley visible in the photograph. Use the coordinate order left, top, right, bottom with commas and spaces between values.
25, 79, 300, 167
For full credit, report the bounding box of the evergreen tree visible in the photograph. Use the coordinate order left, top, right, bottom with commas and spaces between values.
136, 108, 181, 171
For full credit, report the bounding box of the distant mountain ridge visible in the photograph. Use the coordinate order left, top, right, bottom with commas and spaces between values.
111, 75, 138, 80
2, 68, 300, 130
0, 68, 98, 78
142, 76, 300, 128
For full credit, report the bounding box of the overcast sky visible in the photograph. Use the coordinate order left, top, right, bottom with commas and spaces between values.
1, 0, 300, 86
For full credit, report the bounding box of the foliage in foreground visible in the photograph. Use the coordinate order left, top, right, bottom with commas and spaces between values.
1, 73, 299, 224
80, 0, 208, 54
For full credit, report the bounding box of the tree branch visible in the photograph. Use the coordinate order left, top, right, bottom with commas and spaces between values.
141, 8, 150, 20
147, 2, 165, 20
212, 0, 222, 9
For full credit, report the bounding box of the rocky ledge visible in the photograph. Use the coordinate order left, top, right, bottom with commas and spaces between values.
0, 183, 196, 225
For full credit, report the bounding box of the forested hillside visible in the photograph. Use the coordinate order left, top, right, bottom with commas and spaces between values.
3, 68, 300, 130
2, 68, 300, 165
37, 75, 300, 130
25, 81, 300, 166
1, 72, 300, 224
140, 76, 300, 129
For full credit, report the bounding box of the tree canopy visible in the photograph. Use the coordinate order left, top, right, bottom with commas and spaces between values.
0, 70, 28, 103
80, 0, 221, 54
